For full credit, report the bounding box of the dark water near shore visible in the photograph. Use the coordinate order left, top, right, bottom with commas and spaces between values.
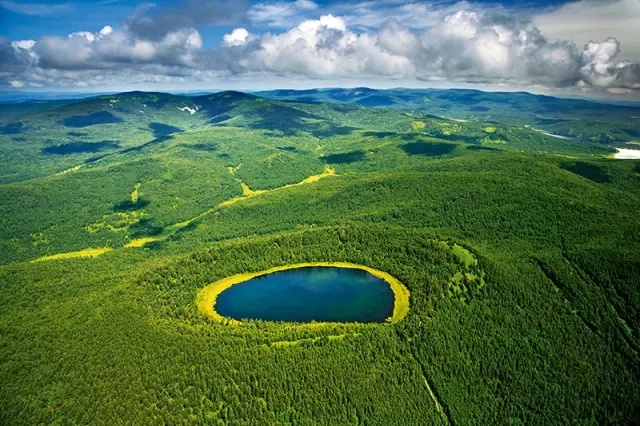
215, 267, 394, 323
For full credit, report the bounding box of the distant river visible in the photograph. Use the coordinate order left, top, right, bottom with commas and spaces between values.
615, 148, 640, 159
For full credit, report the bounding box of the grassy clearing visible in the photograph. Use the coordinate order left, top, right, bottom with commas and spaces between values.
31, 247, 113, 262
265, 333, 361, 349
451, 244, 478, 268
130, 183, 141, 203
197, 261, 410, 325
124, 237, 161, 248
232, 164, 335, 200
240, 182, 267, 197
53, 165, 82, 176
295, 165, 335, 185
123, 218, 195, 249
411, 121, 426, 131
87, 211, 145, 233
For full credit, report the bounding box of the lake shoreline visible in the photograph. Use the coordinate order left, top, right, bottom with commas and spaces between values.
197, 262, 410, 326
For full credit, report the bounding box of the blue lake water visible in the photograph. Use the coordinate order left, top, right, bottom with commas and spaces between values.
215, 267, 395, 323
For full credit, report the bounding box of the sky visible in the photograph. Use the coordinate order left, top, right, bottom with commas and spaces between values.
1, 0, 639, 99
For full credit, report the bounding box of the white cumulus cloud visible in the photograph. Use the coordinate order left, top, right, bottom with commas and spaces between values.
233, 15, 413, 77
223, 28, 250, 46
0, 0, 638, 95
534, 0, 640, 62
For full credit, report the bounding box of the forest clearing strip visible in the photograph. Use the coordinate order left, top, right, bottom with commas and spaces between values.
403, 344, 452, 426
422, 376, 445, 418
263, 333, 361, 349
536, 260, 598, 334
53, 165, 83, 176
608, 302, 640, 358
124, 237, 161, 248
31, 247, 113, 262
560, 255, 640, 356
220, 164, 335, 207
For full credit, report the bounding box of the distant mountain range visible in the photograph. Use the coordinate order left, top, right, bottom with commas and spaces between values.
2, 88, 638, 144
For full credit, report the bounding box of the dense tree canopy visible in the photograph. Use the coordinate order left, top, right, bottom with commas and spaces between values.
1, 90, 639, 424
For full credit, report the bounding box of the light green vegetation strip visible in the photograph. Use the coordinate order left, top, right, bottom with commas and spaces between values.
31, 247, 113, 262
125, 166, 336, 249
42, 166, 336, 260
130, 183, 141, 203
197, 262, 410, 326
451, 244, 477, 268
264, 333, 361, 349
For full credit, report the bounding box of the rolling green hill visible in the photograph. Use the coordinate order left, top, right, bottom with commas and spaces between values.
257, 88, 640, 144
1, 89, 639, 425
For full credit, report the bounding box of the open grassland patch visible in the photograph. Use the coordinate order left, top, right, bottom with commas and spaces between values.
265, 333, 361, 349
130, 183, 141, 203
439, 242, 484, 302
87, 211, 145, 233
31, 247, 113, 262
291, 164, 335, 184
451, 244, 478, 268
480, 137, 507, 145
411, 121, 426, 131
124, 237, 162, 248
240, 182, 266, 197
220, 165, 334, 208
54, 165, 83, 176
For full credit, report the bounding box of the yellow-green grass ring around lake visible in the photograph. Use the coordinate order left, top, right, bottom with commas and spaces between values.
196, 262, 410, 326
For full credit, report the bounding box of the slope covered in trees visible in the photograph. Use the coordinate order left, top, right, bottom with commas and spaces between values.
1, 90, 639, 424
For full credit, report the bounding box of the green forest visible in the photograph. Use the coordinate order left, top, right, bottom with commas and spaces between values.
1, 89, 639, 424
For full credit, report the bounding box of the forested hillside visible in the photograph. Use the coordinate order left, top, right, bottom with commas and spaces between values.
1, 89, 639, 424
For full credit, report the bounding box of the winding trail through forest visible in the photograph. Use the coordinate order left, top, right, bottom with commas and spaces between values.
405, 346, 453, 426
423, 376, 446, 419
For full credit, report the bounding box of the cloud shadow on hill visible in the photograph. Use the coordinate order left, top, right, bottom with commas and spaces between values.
400, 142, 457, 157
322, 150, 366, 164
